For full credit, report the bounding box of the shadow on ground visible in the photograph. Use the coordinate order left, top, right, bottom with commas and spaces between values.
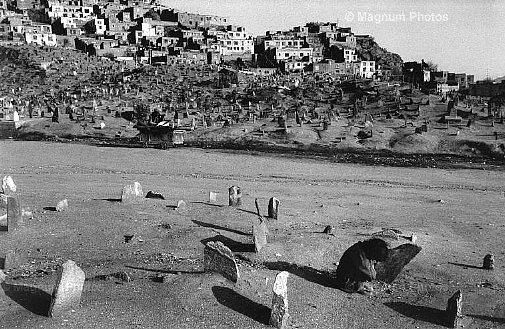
384, 301, 449, 327
192, 220, 251, 236
448, 262, 483, 270
263, 261, 337, 288
1, 282, 51, 316
201, 235, 255, 252
212, 286, 271, 325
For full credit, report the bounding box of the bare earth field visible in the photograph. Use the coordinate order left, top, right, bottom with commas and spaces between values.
1, 141, 505, 328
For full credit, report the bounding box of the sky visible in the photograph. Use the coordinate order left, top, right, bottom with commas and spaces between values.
162, 0, 505, 80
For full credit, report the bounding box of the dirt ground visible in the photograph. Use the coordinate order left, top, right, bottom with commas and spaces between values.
1, 141, 505, 328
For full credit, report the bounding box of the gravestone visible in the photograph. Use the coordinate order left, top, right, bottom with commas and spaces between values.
375, 244, 422, 283
253, 218, 268, 253
372, 228, 400, 240
0, 270, 5, 283
176, 200, 187, 210
268, 197, 280, 220
2, 250, 16, 270
483, 254, 494, 270
270, 271, 289, 329
48, 260, 86, 317
323, 225, 333, 234
6, 196, 21, 231
203, 241, 239, 283
209, 191, 217, 203
446, 290, 463, 328
228, 186, 242, 207
121, 182, 143, 203
1, 176, 16, 194
56, 199, 68, 212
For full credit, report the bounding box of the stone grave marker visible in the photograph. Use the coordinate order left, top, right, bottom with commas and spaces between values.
176, 200, 187, 211
483, 254, 494, 270
204, 241, 239, 283
2, 250, 17, 270
268, 197, 280, 220
121, 182, 143, 203
270, 271, 289, 329
1, 175, 16, 194
6, 196, 21, 231
228, 186, 242, 207
209, 191, 217, 203
446, 290, 463, 328
48, 260, 86, 317
56, 199, 68, 212
253, 218, 268, 253
375, 244, 422, 283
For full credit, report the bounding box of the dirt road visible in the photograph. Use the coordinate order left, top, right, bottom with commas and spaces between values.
1, 141, 504, 328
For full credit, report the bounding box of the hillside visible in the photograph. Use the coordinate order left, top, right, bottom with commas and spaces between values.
356, 36, 403, 70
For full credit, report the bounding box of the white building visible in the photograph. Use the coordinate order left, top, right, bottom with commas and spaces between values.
216, 26, 254, 56
343, 48, 357, 63
356, 61, 376, 79
275, 47, 313, 62
25, 32, 57, 46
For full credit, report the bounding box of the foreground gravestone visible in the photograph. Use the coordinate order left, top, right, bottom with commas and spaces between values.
270, 271, 289, 329
6, 196, 21, 231
375, 244, 422, 283
446, 290, 463, 328
228, 186, 242, 207
48, 260, 85, 317
253, 218, 268, 253
56, 199, 68, 212
203, 241, 239, 283
121, 182, 143, 203
268, 197, 280, 220
1, 176, 16, 194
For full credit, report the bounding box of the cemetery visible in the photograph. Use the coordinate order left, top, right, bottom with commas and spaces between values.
1, 142, 504, 328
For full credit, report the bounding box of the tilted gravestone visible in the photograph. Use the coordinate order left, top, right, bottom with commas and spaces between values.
268, 197, 280, 220
121, 182, 143, 203
228, 186, 242, 207
270, 271, 289, 329
375, 244, 422, 283
6, 196, 22, 231
253, 218, 268, 253
204, 241, 239, 283
483, 254, 494, 270
446, 290, 463, 328
48, 260, 86, 317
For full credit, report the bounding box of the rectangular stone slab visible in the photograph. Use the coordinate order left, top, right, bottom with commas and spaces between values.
48, 260, 86, 317
270, 271, 289, 329
6, 196, 21, 231
253, 219, 268, 253
375, 244, 422, 283
204, 241, 239, 283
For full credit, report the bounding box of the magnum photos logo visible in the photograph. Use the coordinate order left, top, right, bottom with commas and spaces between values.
345, 11, 449, 24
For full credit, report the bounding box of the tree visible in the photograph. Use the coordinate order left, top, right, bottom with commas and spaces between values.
425, 60, 438, 72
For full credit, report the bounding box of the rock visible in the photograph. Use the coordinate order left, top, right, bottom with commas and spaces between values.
176, 200, 187, 210
253, 218, 268, 253
203, 241, 239, 283
372, 229, 400, 240
323, 225, 333, 234
228, 186, 242, 207
112, 271, 131, 282
446, 290, 463, 328
121, 182, 143, 203
6, 196, 22, 231
270, 271, 290, 329
0, 270, 5, 283
209, 191, 217, 203
2, 176, 16, 194
268, 197, 280, 220
438, 199, 445, 203
409, 234, 418, 244
124, 234, 134, 243
376, 244, 422, 283
145, 191, 165, 200
48, 260, 86, 317
483, 254, 494, 270
56, 199, 68, 212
